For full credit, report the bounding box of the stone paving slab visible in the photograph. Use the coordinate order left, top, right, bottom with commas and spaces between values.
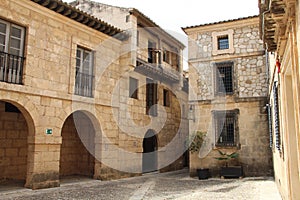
0, 169, 282, 200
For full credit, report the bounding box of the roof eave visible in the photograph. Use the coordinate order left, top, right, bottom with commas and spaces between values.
31, 0, 129, 41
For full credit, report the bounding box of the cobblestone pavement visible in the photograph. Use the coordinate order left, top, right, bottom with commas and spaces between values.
1, 169, 282, 200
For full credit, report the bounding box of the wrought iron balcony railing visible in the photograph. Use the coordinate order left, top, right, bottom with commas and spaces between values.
0, 51, 25, 84
75, 72, 94, 97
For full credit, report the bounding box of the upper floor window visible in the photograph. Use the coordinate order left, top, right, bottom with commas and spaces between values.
212, 29, 234, 55
0, 19, 25, 84
136, 30, 139, 46
75, 47, 94, 97
129, 77, 138, 99
163, 49, 170, 64
214, 109, 239, 147
146, 78, 157, 116
215, 62, 233, 95
217, 35, 229, 50
148, 41, 157, 64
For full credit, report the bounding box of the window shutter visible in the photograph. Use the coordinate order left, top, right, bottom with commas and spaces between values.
273, 82, 280, 150
267, 104, 273, 148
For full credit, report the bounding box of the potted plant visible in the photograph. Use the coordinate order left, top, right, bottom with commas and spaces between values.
214, 149, 243, 178
187, 131, 210, 180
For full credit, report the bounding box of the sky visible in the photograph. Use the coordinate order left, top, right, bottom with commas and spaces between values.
63, 0, 259, 34
63, 0, 259, 69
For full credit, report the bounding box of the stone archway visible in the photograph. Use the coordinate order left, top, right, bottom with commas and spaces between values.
59, 111, 96, 178
0, 100, 33, 187
142, 130, 158, 173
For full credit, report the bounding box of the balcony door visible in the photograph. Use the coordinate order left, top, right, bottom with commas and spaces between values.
0, 20, 25, 84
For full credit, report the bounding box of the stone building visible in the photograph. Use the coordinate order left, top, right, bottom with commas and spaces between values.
182, 16, 273, 177
0, 0, 187, 190
70, 0, 189, 173
259, 0, 300, 199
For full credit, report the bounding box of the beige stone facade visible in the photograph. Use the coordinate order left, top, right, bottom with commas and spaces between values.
0, 0, 188, 189
260, 1, 300, 199
183, 16, 273, 177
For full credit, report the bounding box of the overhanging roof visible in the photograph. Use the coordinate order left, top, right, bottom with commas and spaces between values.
31, 0, 128, 41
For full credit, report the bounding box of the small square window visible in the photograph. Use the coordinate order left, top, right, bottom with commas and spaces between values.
212, 30, 234, 55
217, 35, 229, 50
163, 89, 170, 107
129, 77, 138, 99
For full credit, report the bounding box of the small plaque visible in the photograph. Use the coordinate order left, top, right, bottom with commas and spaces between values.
46, 129, 53, 135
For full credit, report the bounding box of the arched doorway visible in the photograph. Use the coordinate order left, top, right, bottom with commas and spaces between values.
59, 111, 95, 179
0, 100, 32, 187
142, 130, 158, 173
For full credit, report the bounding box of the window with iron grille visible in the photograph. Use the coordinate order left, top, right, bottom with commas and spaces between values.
217, 35, 229, 50
214, 110, 239, 147
75, 47, 94, 97
0, 19, 25, 84
215, 62, 233, 95
273, 81, 281, 151
129, 77, 138, 99
267, 104, 273, 148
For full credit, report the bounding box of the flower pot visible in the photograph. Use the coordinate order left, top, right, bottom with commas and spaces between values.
220, 166, 243, 178
196, 168, 210, 180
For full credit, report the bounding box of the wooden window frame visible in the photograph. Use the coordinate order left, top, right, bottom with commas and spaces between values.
75, 46, 94, 97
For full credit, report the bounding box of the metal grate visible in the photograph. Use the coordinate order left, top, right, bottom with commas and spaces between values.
214, 110, 238, 147
217, 65, 233, 94
267, 104, 273, 148
273, 82, 281, 151
75, 72, 94, 97
218, 35, 229, 50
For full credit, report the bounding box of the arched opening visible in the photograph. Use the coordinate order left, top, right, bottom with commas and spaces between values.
0, 100, 32, 188
142, 130, 158, 173
59, 111, 95, 180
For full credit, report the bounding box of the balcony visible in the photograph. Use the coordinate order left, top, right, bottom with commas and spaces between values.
75, 72, 94, 97
135, 58, 180, 84
0, 51, 25, 84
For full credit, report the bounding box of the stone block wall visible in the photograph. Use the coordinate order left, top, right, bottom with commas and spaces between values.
117, 71, 188, 173
0, 102, 28, 181
189, 100, 273, 177
188, 20, 266, 100
185, 16, 272, 177
0, 0, 188, 189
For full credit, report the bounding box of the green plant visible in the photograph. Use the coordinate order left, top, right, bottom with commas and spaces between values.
214, 149, 239, 166
186, 131, 206, 153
